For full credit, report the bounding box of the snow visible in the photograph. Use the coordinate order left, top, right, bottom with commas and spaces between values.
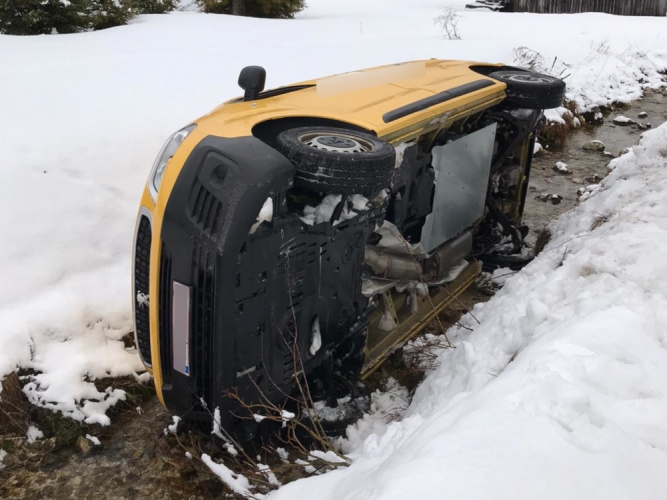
393, 142, 414, 169
269, 122, 667, 499
85, 434, 101, 446
276, 447, 289, 462
308, 450, 348, 464
309, 316, 322, 356
554, 161, 569, 172
1, 0, 666, 424
301, 194, 370, 226
26, 425, 44, 444
338, 378, 410, 454
167, 415, 180, 433
377, 310, 397, 333
544, 107, 570, 124
201, 454, 255, 498
280, 409, 295, 428
250, 196, 274, 234
258, 463, 282, 487
211, 407, 226, 439
613, 115, 634, 124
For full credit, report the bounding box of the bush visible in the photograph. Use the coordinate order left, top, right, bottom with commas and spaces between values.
0, 0, 135, 35
197, 0, 230, 14
243, 0, 306, 18
434, 7, 462, 41
198, 0, 306, 18
132, 0, 177, 14
88, 0, 135, 31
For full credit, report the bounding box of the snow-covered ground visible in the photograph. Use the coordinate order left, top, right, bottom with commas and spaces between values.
270, 121, 667, 500
1, 0, 666, 425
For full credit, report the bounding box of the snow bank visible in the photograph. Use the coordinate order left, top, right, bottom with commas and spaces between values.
270, 122, 667, 499
1, 0, 665, 421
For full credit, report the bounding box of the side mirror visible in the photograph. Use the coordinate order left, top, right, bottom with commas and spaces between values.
238, 66, 266, 102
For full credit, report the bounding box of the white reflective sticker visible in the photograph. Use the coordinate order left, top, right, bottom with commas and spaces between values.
172, 282, 191, 376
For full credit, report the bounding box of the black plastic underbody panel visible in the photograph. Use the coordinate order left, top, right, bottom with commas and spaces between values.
159, 135, 381, 427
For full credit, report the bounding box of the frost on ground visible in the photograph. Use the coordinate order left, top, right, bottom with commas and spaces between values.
1, 0, 666, 423
270, 122, 667, 499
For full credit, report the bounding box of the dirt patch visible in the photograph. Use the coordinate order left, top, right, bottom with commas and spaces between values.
0, 398, 230, 500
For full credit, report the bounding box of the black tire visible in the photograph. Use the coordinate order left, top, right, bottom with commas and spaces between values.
275, 126, 395, 196
488, 70, 566, 110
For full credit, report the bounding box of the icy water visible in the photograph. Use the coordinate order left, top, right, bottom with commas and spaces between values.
3, 90, 667, 499
524, 89, 667, 244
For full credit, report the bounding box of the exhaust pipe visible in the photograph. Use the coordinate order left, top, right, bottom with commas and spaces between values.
364, 246, 423, 280
424, 230, 473, 279
364, 230, 473, 282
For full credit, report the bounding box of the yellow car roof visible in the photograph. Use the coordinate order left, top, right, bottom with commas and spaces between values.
194, 59, 506, 142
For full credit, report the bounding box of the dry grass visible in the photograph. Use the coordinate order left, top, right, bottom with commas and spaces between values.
563, 100, 580, 117
590, 214, 610, 231
537, 99, 586, 148
533, 227, 552, 256
538, 121, 570, 147
0, 373, 30, 436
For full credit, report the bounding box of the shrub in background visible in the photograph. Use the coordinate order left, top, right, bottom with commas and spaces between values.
0, 0, 169, 35
132, 0, 177, 14
198, 0, 306, 18
88, 0, 135, 31
0, 0, 81, 35
245, 0, 306, 18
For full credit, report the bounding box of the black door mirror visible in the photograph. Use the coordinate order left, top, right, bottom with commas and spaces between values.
238, 66, 266, 102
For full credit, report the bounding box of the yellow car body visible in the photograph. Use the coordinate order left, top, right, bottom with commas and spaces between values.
134, 56, 573, 434
135, 59, 509, 408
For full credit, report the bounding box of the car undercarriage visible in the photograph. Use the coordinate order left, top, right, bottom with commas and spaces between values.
133, 61, 565, 440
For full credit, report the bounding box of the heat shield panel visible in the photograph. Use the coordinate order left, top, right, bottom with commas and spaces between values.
420, 123, 497, 253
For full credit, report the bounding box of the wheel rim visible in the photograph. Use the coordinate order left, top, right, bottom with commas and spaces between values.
298, 132, 373, 153
506, 73, 554, 85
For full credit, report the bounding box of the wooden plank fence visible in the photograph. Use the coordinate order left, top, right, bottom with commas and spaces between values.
507, 0, 667, 16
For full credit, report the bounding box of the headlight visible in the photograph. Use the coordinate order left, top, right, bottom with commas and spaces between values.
147, 124, 196, 203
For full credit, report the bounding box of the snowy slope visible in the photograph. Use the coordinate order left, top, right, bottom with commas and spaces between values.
270, 122, 667, 500
1, 0, 666, 422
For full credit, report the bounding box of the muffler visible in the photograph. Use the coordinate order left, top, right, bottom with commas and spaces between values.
364, 230, 473, 282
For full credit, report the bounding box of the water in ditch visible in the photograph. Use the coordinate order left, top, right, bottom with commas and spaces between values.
523, 89, 667, 243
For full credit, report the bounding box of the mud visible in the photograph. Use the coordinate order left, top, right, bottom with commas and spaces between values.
2, 90, 667, 500
1, 398, 228, 500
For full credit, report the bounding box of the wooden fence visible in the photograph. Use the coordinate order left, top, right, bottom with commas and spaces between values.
507, 0, 667, 16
